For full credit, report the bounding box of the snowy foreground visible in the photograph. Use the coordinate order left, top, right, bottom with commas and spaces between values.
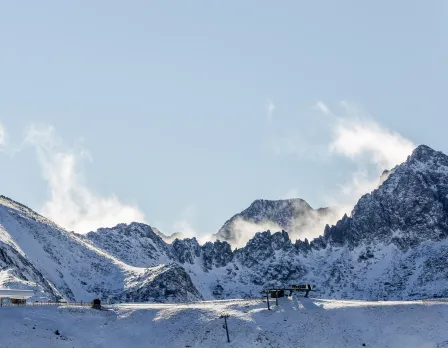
1, 297, 448, 348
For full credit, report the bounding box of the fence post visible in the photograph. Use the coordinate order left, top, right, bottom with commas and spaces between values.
266, 291, 270, 310
220, 314, 230, 343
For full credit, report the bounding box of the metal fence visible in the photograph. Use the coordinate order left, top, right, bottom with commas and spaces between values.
0, 297, 266, 308
0, 300, 93, 308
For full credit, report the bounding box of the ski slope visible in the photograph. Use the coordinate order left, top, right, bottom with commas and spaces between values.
0, 297, 447, 347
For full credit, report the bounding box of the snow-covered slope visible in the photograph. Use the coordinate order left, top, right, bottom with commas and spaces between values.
0, 197, 202, 302
1, 298, 448, 347
2, 144, 448, 302
85, 222, 173, 267
202, 145, 448, 300
0, 226, 61, 301
85, 145, 448, 301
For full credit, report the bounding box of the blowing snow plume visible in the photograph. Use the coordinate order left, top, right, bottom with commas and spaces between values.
0, 122, 6, 149
329, 103, 415, 170
220, 101, 416, 246
272, 101, 415, 213
208, 102, 417, 248
25, 125, 146, 234
324, 101, 415, 214
214, 198, 342, 248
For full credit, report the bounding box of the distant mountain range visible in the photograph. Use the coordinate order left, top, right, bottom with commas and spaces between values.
1, 144, 448, 302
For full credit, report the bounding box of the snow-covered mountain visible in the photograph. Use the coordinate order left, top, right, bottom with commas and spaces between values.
214, 198, 340, 246
0, 197, 202, 302
212, 144, 448, 300
2, 144, 448, 302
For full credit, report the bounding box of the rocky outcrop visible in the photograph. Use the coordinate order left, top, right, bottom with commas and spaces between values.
201, 145, 448, 300
202, 240, 233, 270
4, 145, 448, 302
86, 222, 173, 267
172, 238, 201, 264
0, 197, 201, 303
323, 145, 448, 249
117, 263, 203, 303
214, 198, 340, 245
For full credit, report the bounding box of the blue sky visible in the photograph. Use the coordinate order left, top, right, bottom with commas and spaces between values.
0, 1, 446, 237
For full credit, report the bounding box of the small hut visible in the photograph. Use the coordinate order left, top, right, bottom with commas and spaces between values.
92, 298, 102, 309
0, 289, 34, 306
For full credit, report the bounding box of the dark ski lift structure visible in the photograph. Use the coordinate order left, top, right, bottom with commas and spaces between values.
263, 284, 313, 310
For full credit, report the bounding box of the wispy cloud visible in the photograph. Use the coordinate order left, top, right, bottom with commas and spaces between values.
228, 217, 283, 248
315, 101, 330, 115
0, 122, 6, 149
324, 102, 415, 210
265, 101, 416, 239
25, 125, 146, 234
323, 103, 414, 217
171, 205, 198, 238
267, 99, 275, 122
271, 101, 414, 170
329, 103, 415, 169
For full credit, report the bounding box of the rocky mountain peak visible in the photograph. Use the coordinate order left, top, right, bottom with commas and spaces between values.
235, 230, 293, 268
171, 237, 201, 264
87, 222, 173, 267
410, 144, 439, 161
405, 144, 448, 173
202, 240, 233, 270
5, 144, 448, 302
248, 198, 312, 213
215, 198, 339, 245
323, 144, 448, 249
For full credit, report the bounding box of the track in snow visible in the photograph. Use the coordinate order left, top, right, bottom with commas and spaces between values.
1, 297, 448, 347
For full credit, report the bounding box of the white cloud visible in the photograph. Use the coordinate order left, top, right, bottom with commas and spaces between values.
0, 123, 6, 149
25, 125, 146, 234
171, 205, 198, 238
272, 101, 414, 171
322, 101, 415, 215
229, 217, 283, 248
225, 206, 346, 248
269, 101, 416, 235
267, 99, 275, 122
329, 116, 415, 169
315, 101, 330, 115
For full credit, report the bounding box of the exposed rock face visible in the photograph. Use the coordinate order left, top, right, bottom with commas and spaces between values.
202, 241, 233, 270
214, 198, 340, 246
86, 222, 173, 267
117, 263, 203, 303
324, 145, 448, 249
3, 145, 448, 302
236, 231, 292, 268
0, 196, 202, 302
171, 238, 201, 264
194, 145, 448, 300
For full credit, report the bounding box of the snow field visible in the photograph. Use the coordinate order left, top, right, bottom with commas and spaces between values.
0, 297, 448, 347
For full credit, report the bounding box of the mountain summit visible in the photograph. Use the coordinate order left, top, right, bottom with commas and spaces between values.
214, 198, 340, 246
2, 144, 448, 301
